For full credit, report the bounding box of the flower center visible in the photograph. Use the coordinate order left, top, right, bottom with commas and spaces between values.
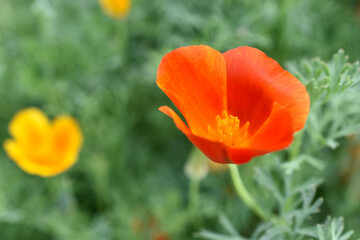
208, 111, 249, 147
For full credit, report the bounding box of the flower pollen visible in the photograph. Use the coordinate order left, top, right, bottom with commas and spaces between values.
208, 111, 249, 147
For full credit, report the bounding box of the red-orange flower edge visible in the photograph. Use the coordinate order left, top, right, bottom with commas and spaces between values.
157, 45, 310, 164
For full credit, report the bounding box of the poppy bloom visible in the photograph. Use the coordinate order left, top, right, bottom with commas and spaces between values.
99, 0, 130, 19
157, 45, 310, 164
3, 108, 83, 177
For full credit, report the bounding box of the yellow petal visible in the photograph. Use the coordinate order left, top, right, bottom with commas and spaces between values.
3, 139, 46, 176
99, 0, 131, 19
9, 107, 51, 146
43, 151, 81, 177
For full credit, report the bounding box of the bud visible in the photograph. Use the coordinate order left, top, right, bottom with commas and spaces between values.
184, 148, 209, 181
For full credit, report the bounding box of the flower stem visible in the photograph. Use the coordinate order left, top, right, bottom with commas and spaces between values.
189, 178, 200, 211
290, 130, 304, 160
228, 164, 269, 221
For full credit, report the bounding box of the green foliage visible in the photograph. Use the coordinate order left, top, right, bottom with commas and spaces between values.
284, 50, 360, 173
198, 160, 354, 240
317, 218, 354, 240
199, 216, 355, 240
289, 50, 360, 151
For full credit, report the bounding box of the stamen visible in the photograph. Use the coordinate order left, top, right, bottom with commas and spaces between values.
207, 111, 249, 147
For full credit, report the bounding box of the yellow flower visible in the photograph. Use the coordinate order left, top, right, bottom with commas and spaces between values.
3, 108, 83, 177
99, 0, 130, 19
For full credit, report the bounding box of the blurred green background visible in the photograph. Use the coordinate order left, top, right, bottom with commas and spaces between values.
0, 0, 360, 239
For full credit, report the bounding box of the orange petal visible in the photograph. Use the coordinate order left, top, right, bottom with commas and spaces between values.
226, 103, 295, 164
157, 45, 227, 137
223, 47, 310, 134
227, 148, 264, 164
160, 106, 230, 163
160, 104, 294, 164
245, 102, 294, 150
159, 106, 191, 134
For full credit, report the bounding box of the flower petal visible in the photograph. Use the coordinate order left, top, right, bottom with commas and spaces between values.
9, 107, 51, 145
100, 0, 130, 19
157, 45, 227, 137
52, 115, 83, 154
160, 106, 230, 163
4, 109, 83, 177
227, 103, 295, 164
3, 139, 77, 177
160, 103, 294, 164
223, 47, 310, 134
243, 102, 294, 150
227, 148, 265, 164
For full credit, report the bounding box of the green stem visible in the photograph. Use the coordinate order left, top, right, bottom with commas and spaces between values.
285, 131, 305, 215
189, 179, 200, 211
116, 19, 129, 62
229, 164, 269, 221
277, 0, 291, 62
44, 176, 61, 202
290, 130, 304, 160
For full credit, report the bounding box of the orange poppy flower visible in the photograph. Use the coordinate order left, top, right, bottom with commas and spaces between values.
157, 45, 310, 164
3, 108, 83, 177
99, 0, 130, 19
